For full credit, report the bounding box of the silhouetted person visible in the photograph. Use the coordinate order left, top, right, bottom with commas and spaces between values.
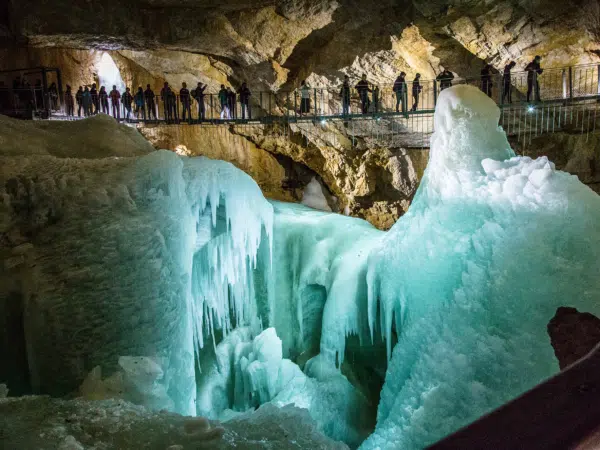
193, 82, 206, 121
90, 83, 99, 114
526, 55, 543, 102
122, 87, 133, 121
76, 86, 83, 117
411, 73, 422, 112
372, 85, 380, 113
134, 87, 145, 120
48, 82, 58, 110
65, 85, 74, 117
160, 82, 173, 122
437, 69, 454, 91
393, 72, 407, 114
355, 74, 371, 114
340, 75, 351, 116
502, 61, 516, 104
300, 80, 311, 115
179, 82, 191, 122
481, 63, 493, 98
144, 84, 156, 120
227, 87, 236, 119
109, 85, 121, 119
239, 82, 251, 119
219, 85, 229, 119
99, 86, 109, 113
82, 86, 92, 117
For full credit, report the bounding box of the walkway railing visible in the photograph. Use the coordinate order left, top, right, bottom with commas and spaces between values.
2, 63, 600, 148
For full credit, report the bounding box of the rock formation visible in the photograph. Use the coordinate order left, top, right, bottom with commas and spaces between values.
547, 307, 600, 370
2, 0, 600, 228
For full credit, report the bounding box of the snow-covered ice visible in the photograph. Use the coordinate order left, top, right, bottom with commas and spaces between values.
360, 85, 600, 449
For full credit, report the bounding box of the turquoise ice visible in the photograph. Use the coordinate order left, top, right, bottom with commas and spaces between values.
3, 85, 600, 449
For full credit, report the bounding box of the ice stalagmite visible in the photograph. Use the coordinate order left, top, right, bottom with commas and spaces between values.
361, 85, 600, 449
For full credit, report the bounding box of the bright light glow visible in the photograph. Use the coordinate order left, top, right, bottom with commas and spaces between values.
527, 105, 535, 113
97, 52, 126, 92
320, 119, 327, 125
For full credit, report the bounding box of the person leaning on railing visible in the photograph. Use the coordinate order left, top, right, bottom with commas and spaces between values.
437, 69, 454, 91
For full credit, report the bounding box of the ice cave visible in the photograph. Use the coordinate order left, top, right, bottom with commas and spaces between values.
3, 1, 600, 445
2, 83, 600, 449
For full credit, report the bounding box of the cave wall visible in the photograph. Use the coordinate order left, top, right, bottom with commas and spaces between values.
2, 0, 600, 228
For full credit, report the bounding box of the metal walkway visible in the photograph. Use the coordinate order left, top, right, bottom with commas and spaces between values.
3, 63, 600, 148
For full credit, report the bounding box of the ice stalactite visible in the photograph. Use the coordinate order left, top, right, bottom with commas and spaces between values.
360, 85, 600, 449
183, 156, 273, 356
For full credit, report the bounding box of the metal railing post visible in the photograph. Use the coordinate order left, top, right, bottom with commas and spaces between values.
562, 69, 567, 100
314, 88, 317, 120
433, 80, 438, 107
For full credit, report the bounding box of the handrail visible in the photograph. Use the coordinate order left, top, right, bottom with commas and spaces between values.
2, 62, 600, 122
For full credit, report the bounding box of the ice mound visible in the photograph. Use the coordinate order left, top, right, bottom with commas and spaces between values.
361, 85, 600, 449
0, 113, 155, 158
1, 145, 273, 416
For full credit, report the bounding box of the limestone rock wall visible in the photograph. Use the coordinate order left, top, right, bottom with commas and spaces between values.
2, 0, 600, 228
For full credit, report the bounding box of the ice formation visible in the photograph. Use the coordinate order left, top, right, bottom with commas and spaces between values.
301, 177, 332, 212
0, 130, 273, 417
3, 85, 600, 449
360, 85, 600, 449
